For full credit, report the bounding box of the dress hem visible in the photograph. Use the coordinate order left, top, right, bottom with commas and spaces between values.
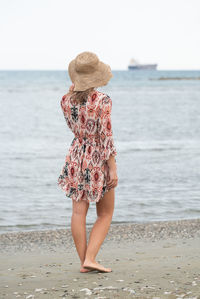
64, 185, 112, 203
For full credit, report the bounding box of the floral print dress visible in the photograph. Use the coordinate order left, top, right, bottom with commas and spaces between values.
57, 90, 117, 203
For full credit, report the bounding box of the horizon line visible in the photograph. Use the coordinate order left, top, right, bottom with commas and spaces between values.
0, 68, 200, 71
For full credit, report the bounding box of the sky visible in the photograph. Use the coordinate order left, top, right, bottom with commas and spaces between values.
1, 0, 200, 70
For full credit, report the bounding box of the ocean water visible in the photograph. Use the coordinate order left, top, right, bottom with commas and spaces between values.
0, 70, 200, 233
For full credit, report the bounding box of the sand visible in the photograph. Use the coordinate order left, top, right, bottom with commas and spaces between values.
0, 218, 200, 298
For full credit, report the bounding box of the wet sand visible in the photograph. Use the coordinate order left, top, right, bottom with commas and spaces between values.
0, 218, 200, 298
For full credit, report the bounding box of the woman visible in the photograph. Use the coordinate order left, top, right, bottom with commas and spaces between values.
58, 51, 118, 273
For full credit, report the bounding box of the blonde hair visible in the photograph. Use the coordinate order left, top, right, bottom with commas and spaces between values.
69, 87, 95, 104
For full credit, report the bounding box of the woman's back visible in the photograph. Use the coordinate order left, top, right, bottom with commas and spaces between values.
61, 89, 103, 141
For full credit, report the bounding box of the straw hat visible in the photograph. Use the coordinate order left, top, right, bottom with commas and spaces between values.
68, 51, 113, 91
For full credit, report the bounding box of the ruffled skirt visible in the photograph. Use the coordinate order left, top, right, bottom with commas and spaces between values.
57, 137, 112, 203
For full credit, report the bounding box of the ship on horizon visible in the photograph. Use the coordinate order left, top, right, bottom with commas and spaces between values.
128, 58, 158, 70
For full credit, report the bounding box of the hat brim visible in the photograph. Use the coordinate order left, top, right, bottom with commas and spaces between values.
68, 59, 113, 91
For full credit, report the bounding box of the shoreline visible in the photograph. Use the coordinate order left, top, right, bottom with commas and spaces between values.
0, 218, 200, 254
1, 218, 200, 298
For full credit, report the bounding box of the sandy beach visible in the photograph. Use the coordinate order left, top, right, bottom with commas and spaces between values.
0, 218, 200, 298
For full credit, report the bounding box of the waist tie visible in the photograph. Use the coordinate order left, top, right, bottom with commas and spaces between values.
74, 134, 100, 145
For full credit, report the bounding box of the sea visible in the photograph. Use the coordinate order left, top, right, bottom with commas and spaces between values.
0, 70, 200, 233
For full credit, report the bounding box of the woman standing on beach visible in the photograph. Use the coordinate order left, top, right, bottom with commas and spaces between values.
58, 51, 118, 273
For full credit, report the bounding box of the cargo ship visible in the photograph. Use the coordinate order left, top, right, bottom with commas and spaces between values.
128, 58, 157, 70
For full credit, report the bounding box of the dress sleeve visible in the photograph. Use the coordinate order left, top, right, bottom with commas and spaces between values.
60, 94, 72, 130
97, 95, 117, 162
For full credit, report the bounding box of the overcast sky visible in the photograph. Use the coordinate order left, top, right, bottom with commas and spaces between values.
1, 0, 200, 70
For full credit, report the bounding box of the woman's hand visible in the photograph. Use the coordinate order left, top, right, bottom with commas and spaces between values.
107, 168, 118, 189
69, 83, 75, 92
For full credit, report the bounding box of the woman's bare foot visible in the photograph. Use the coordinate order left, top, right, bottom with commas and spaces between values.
83, 260, 112, 273
80, 266, 95, 273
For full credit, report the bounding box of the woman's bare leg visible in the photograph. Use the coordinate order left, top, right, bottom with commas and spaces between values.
71, 199, 90, 272
83, 188, 115, 272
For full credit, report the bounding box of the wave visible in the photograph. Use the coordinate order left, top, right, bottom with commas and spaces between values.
118, 140, 200, 153
150, 77, 200, 81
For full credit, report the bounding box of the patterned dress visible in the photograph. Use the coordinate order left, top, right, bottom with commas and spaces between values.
57, 89, 117, 203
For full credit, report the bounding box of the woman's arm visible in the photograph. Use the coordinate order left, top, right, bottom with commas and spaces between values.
107, 155, 117, 171
98, 95, 118, 189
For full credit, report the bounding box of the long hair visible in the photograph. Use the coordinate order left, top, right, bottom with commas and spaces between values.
69, 87, 95, 104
